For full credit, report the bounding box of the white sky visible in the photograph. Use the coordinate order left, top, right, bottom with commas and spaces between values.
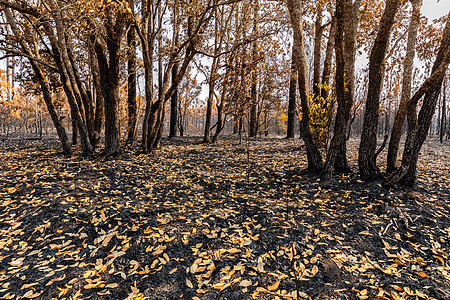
422, 0, 450, 20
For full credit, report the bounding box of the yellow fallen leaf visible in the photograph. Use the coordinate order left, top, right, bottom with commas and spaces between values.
268, 280, 280, 291
213, 282, 225, 289
163, 253, 170, 262
105, 283, 118, 288
239, 280, 252, 287
100, 211, 107, 222
169, 268, 177, 275
186, 278, 193, 288
257, 258, 265, 273
25, 292, 42, 299
227, 248, 240, 254
243, 239, 252, 246
391, 285, 403, 292
417, 272, 428, 278
102, 234, 113, 247
10, 257, 25, 267
190, 263, 198, 273
435, 255, 445, 265
23, 290, 33, 298
84, 283, 96, 289
311, 265, 319, 276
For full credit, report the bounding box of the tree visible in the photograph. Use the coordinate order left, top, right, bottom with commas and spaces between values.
286, 56, 297, 139
2, 6, 72, 155
385, 12, 450, 186
0, 0, 99, 153
440, 75, 447, 143
248, 0, 259, 138
93, 1, 128, 156
358, 0, 402, 181
126, 0, 137, 145
169, 0, 180, 138
322, 0, 361, 178
386, 0, 422, 173
287, 0, 323, 173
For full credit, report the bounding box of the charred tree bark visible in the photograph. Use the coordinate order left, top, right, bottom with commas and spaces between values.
385, 13, 450, 186
321, 15, 336, 101
359, 0, 401, 181
47, 0, 93, 154
94, 11, 126, 156
127, 0, 137, 145
323, 0, 361, 178
71, 116, 77, 145
440, 77, 446, 143
3, 7, 72, 155
287, 0, 323, 173
203, 79, 215, 143
212, 60, 230, 143
89, 37, 104, 147
249, 75, 258, 137
286, 57, 297, 139
169, 8, 179, 139
313, 4, 323, 100
386, 0, 421, 172
169, 63, 178, 138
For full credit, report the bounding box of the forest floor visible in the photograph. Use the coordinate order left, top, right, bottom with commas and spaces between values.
0, 136, 449, 300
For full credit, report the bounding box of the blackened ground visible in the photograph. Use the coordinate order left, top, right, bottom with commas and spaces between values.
0, 136, 449, 300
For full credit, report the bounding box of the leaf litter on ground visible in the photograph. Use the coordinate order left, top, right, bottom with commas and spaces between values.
0, 137, 449, 299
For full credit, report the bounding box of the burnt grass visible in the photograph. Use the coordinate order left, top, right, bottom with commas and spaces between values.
0, 136, 449, 300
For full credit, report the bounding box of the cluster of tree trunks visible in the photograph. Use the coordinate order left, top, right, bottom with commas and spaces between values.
1, 0, 449, 188
385, 13, 450, 186
286, 0, 323, 173
358, 0, 402, 180
285, 0, 449, 187
386, 0, 422, 173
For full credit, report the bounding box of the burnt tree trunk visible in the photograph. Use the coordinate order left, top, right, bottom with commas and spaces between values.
249, 1, 259, 138
169, 0, 179, 138
386, 0, 421, 172
323, 0, 361, 178
359, 0, 401, 181
287, 0, 323, 173
203, 80, 215, 143
95, 12, 126, 156
169, 63, 178, 138
4, 7, 72, 155
440, 77, 446, 143
321, 15, 336, 101
249, 76, 258, 137
89, 37, 104, 147
286, 57, 297, 139
313, 4, 323, 100
127, 0, 137, 145
385, 13, 450, 186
